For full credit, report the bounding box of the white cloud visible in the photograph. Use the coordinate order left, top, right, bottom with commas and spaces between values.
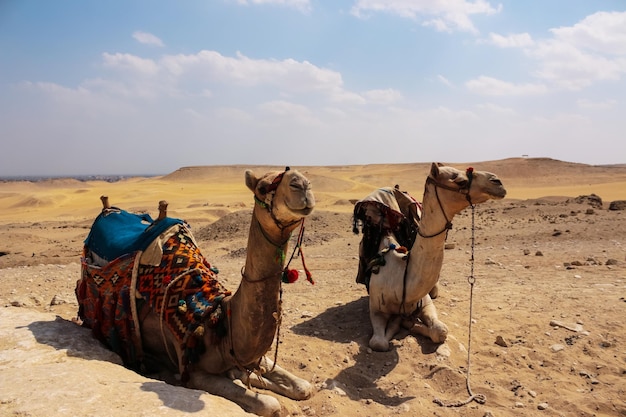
160, 51, 344, 94
476, 102, 516, 115
258, 100, 322, 126
481, 11, 626, 93
529, 39, 624, 90
487, 32, 534, 48
550, 11, 626, 56
233, 0, 311, 13
527, 11, 626, 90
102, 53, 160, 75
576, 98, 618, 110
466, 76, 547, 96
362, 88, 403, 104
437, 74, 453, 87
132, 31, 165, 47
350, 0, 502, 34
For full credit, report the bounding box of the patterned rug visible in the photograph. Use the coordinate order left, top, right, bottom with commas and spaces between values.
76, 224, 231, 375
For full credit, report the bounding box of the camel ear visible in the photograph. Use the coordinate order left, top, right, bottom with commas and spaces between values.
245, 170, 259, 192
430, 162, 441, 178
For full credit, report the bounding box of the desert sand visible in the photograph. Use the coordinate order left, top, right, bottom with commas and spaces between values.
1, 157, 625, 416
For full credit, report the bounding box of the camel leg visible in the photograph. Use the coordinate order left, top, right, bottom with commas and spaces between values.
429, 283, 439, 299
228, 356, 312, 400
409, 295, 448, 343
369, 307, 395, 351
188, 371, 281, 417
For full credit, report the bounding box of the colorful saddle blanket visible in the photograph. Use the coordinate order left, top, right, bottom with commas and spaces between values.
76, 223, 231, 375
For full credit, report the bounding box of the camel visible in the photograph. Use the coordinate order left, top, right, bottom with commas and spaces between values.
353, 163, 506, 351
76, 167, 315, 417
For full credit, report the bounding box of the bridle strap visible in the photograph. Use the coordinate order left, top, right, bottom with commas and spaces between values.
254, 167, 302, 234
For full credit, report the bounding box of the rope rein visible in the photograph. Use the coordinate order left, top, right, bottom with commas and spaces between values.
434, 199, 486, 407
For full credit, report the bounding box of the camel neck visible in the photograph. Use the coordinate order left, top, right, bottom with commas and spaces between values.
225, 209, 290, 367
418, 184, 457, 239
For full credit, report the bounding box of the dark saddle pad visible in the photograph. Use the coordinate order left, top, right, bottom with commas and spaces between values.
84, 208, 183, 262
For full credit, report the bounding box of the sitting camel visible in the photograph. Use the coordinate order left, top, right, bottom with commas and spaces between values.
353, 163, 506, 351
76, 167, 315, 417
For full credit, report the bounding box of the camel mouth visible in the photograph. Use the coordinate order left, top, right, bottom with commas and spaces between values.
492, 190, 507, 199
292, 206, 314, 216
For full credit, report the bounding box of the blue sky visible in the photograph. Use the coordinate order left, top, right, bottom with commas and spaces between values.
1, 1, 625, 176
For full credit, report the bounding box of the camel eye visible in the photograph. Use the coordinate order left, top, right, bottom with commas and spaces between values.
259, 186, 267, 195
290, 179, 305, 190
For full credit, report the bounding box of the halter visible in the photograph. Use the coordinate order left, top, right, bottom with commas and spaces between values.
253, 166, 303, 235
418, 167, 474, 238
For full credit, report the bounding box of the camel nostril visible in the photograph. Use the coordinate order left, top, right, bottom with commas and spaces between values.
491, 178, 502, 186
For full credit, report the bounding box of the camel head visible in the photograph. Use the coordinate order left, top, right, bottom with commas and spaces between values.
428, 162, 506, 207
245, 167, 315, 237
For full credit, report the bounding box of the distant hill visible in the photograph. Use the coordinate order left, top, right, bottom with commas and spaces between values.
161, 158, 626, 192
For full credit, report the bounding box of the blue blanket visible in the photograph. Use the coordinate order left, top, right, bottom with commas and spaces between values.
84, 208, 183, 262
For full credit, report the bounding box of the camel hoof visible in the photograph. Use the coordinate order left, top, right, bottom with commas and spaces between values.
429, 321, 449, 343
369, 336, 390, 352
411, 321, 448, 344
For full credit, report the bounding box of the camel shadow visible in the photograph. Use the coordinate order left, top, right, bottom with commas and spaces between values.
292, 296, 442, 407
25, 316, 124, 363
140, 381, 206, 413
24, 316, 206, 413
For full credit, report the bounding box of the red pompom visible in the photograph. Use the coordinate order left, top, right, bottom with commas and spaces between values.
283, 269, 299, 283
466, 167, 474, 174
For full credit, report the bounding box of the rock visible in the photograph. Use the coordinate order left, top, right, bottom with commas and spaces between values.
9, 295, 43, 308
50, 293, 76, 306
444, 243, 455, 250
537, 402, 549, 410
0, 307, 255, 417
568, 194, 603, 209
606, 259, 619, 266
495, 335, 508, 347
535, 251, 543, 256
608, 200, 626, 211
550, 344, 565, 352
435, 343, 451, 358
549, 319, 584, 332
